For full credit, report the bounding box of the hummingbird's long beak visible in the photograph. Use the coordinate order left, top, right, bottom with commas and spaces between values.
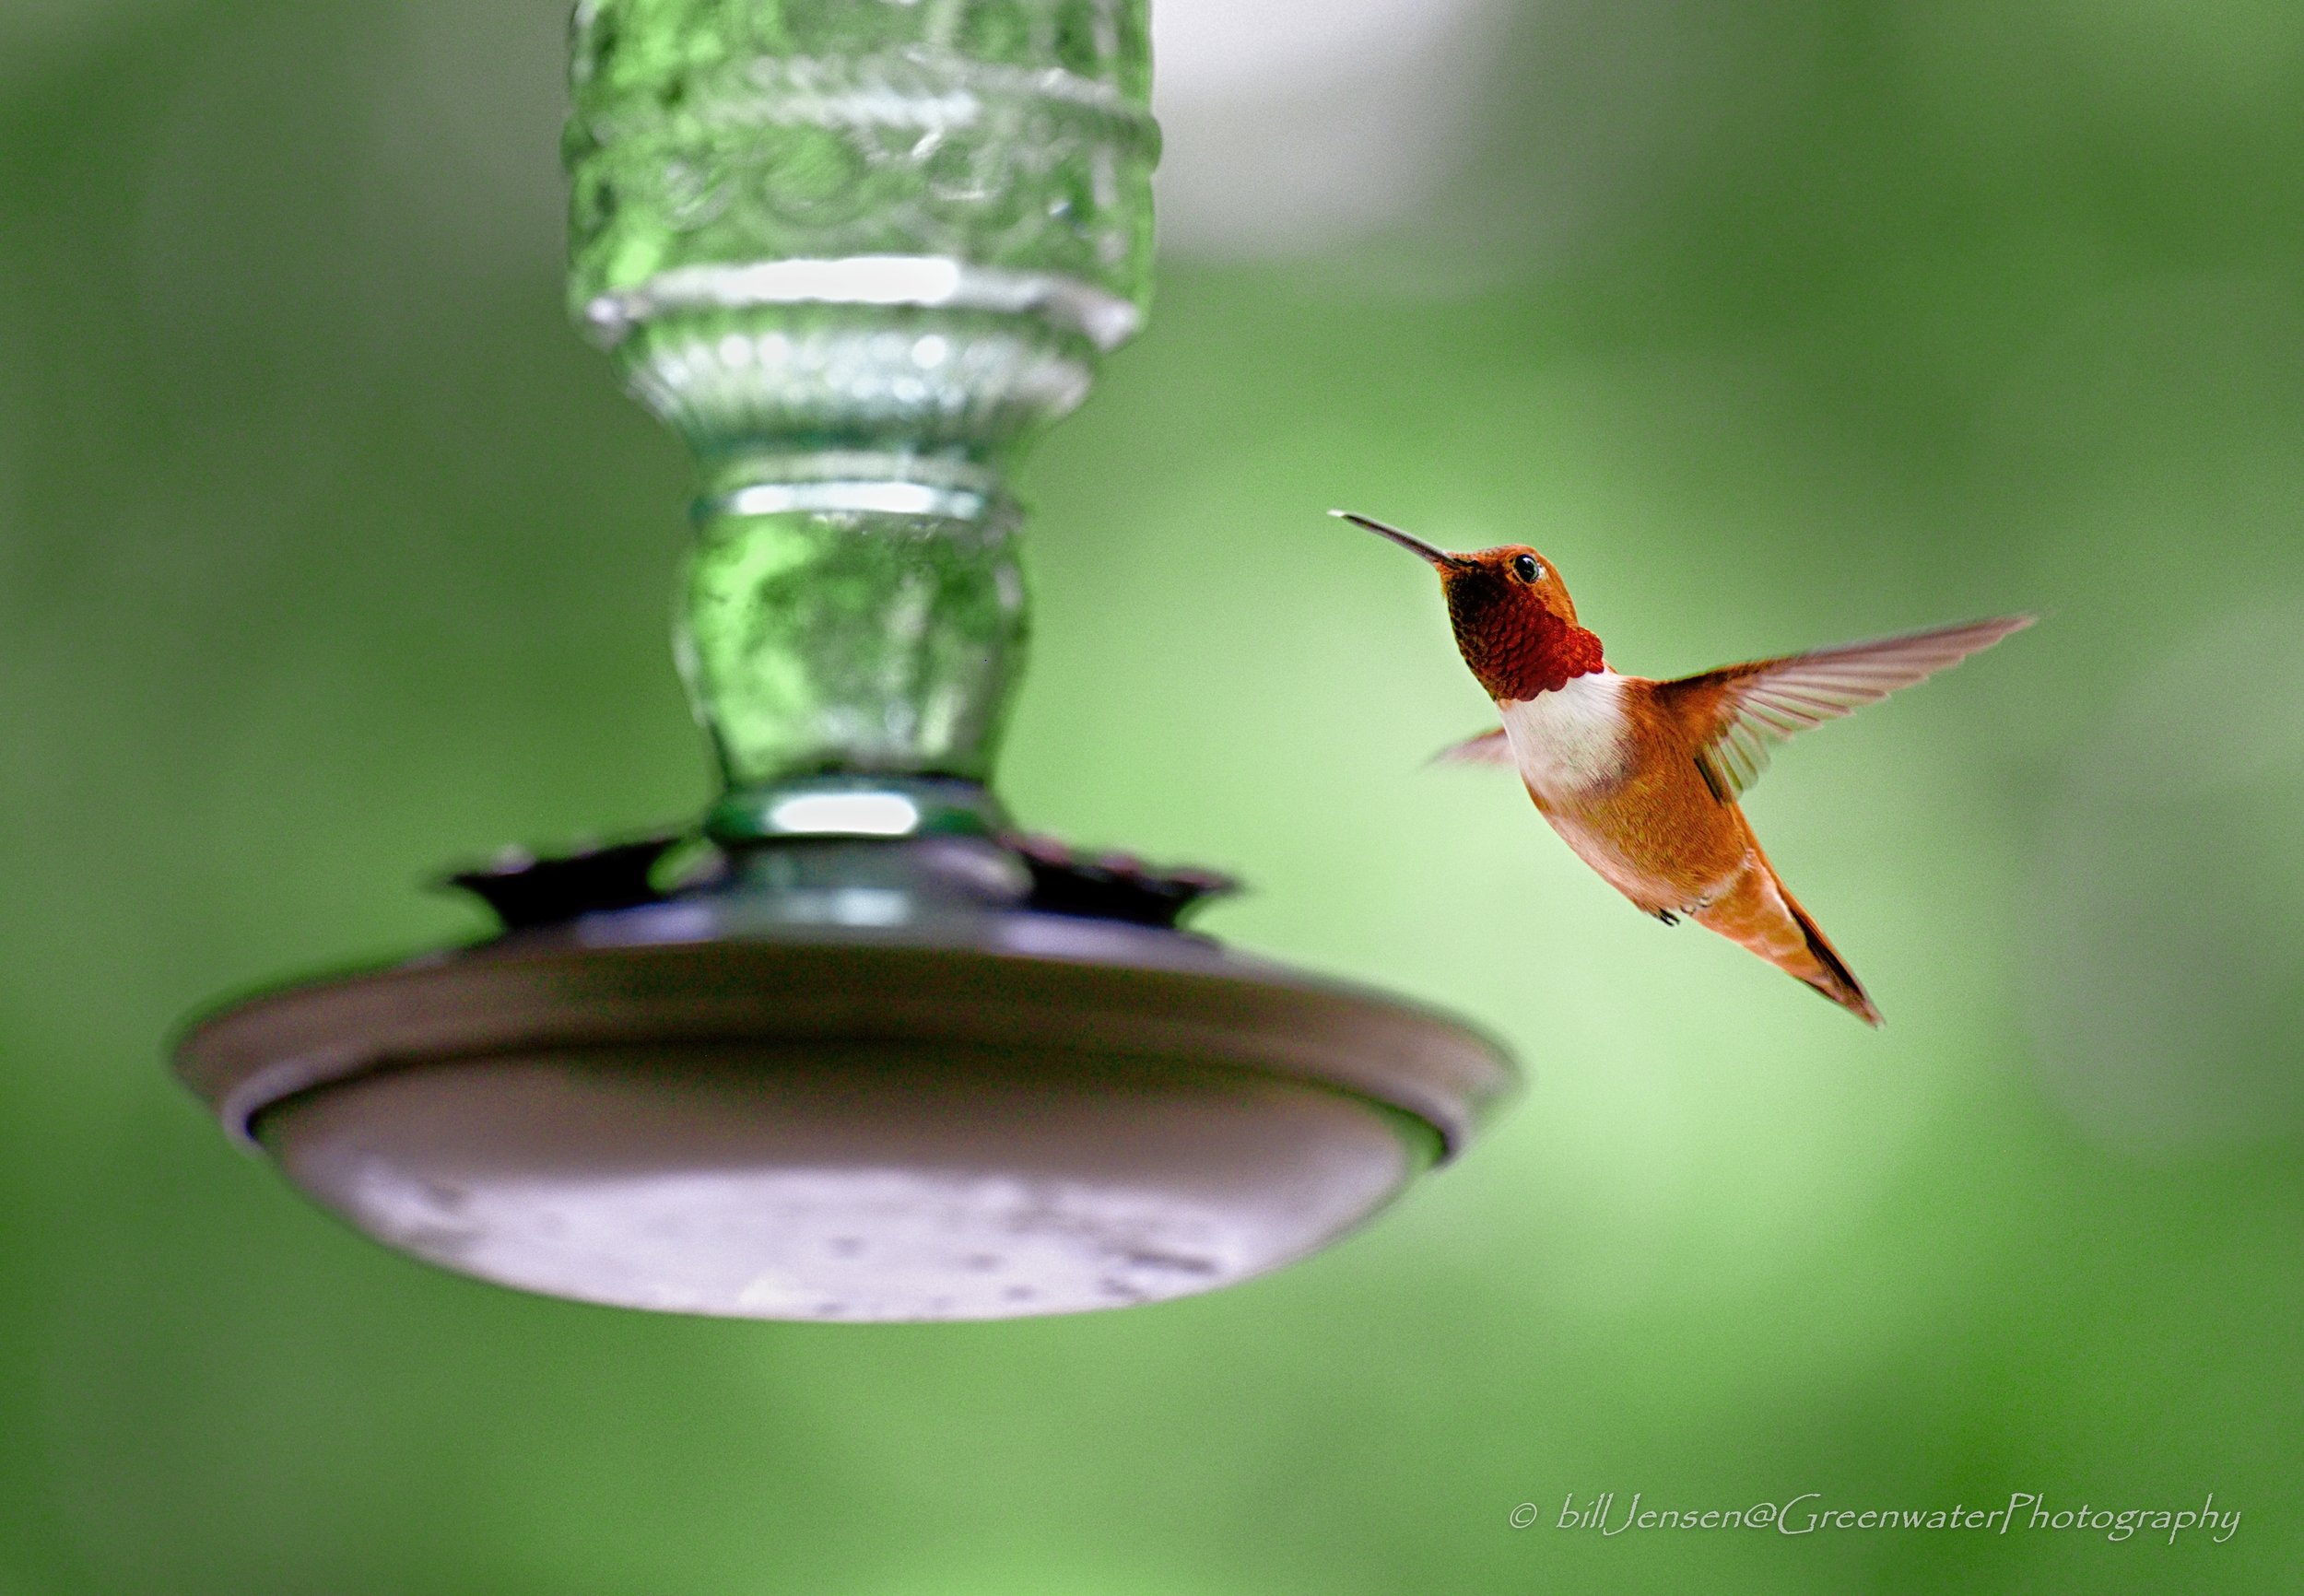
1330, 510, 1464, 570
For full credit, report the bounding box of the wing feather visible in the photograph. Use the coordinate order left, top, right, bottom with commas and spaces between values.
1428, 726, 1513, 768
1662, 615, 2033, 803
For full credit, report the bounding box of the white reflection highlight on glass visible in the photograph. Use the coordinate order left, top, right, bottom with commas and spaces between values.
766, 792, 923, 837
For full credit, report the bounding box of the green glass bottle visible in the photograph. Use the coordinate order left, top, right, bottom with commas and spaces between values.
565, 0, 1158, 836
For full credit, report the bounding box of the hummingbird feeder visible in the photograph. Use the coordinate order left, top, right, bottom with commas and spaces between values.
174, 0, 1517, 1321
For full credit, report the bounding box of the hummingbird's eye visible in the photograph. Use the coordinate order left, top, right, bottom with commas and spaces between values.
1511, 553, 1543, 583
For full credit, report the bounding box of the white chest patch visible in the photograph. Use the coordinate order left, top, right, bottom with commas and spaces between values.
1499, 670, 1633, 801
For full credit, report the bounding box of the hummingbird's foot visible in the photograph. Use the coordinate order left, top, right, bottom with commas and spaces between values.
1653, 909, 1679, 927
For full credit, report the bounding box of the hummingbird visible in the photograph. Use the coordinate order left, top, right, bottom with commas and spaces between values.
1336, 510, 2031, 1025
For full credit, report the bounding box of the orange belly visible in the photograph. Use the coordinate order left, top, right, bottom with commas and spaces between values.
1525, 730, 1754, 917
1523, 728, 1881, 1023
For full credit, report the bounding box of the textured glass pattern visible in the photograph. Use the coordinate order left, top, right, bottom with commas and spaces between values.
618, 303, 1094, 464
566, 0, 1156, 312
679, 502, 1027, 783
564, 0, 1155, 799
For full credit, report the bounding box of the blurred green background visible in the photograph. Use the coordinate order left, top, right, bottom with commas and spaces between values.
3, 1, 2301, 1591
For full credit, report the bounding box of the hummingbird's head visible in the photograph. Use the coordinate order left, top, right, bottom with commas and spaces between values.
1334, 510, 1605, 700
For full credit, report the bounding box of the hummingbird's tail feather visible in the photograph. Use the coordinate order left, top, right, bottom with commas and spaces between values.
1689, 857, 1883, 1026
1780, 892, 1883, 1027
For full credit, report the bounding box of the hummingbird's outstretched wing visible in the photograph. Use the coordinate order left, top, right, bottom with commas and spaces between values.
1428, 727, 1513, 767
1659, 615, 2034, 803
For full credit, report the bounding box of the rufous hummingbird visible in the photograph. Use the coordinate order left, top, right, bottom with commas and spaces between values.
1337, 510, 2031, 1025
